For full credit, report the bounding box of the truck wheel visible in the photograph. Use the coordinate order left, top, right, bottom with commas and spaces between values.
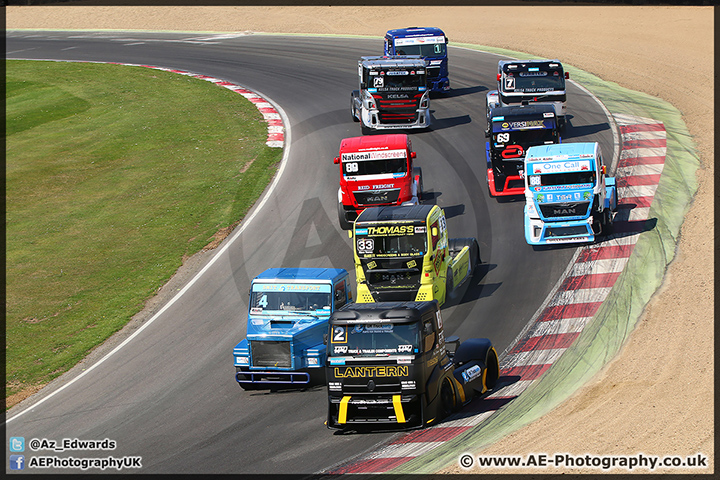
446, 267, 454, 299
440, 378, 456, 418
337, 202, 352, 230
413, 167, 424, 201
601, 208, 613, 236
484, 348, 500, 390
351, 100, 359, 122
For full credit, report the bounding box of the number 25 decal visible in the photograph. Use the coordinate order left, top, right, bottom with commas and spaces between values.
501, 145, 524, 159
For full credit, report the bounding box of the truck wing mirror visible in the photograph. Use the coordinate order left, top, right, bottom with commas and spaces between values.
334, 156, 340, 164
360, 82, 366, 89
323, 333, 328, 345
497, 73, 501, 82
410, 151, 416, 159
445, 335, 460, 354
348, 230, 353, 239
565, 72, 570, 79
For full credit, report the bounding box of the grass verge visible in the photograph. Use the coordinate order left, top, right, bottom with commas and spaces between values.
5, 60, 283, 408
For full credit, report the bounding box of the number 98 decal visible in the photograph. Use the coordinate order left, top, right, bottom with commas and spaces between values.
357, 238, 374, 254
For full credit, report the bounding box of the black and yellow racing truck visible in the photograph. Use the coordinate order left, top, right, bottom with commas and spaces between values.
352, 204, 479, 307
325, 300, 499, 430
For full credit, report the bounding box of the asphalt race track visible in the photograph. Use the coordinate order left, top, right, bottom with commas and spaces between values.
6, 32, 614, 474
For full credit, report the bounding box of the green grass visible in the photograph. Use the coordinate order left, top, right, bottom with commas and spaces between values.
5, 60, 283, 405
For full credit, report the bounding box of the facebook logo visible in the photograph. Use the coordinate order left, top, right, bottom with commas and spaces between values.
9, 437, 25, 452
10, 455, 25, 470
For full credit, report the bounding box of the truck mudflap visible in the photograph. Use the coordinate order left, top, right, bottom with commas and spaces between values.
236, 370, 311, 386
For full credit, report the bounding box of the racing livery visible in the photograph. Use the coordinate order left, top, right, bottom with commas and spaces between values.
485, 104, 561, 196
384, 27, 450, 93
335, 134, 423, 230
326, 301, 499, 430
233, 268, 352, 389
352, 204, 479, 307
524, 142, 618, 245
351, 56, 430, 134
487, 59, 569, 129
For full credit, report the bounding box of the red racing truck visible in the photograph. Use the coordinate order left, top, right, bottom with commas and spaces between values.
335, 134, 423, 230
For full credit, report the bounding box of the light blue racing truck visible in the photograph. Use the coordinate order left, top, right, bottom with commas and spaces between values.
233, 268, 352, 389
523, 142, 618, 245
384, 26, 450, 93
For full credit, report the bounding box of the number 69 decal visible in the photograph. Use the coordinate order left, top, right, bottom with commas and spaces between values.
496, 132, 510, 143
332, 326, 347, 343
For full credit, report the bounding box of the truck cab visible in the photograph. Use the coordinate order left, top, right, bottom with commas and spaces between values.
325, 301, 499, 430
384, 27, 450, 93
351, 55, 430, 134
523, 142, 618, 245
352, 204, 478, 306
233, 268, 352, 389
487, 59, 569, 129
334, 134, 423, 230
485, 104, 561, 196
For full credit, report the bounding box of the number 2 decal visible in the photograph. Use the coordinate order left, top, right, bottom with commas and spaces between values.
332, 326, 347, 343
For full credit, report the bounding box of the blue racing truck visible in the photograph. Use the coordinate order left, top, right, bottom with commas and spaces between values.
523, 142, 618, 245
384, 27, 450, 93
485, 103, 561, 197
233, 268, 352, 389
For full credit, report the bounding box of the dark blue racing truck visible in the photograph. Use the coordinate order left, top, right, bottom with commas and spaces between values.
384, 26, 450, 93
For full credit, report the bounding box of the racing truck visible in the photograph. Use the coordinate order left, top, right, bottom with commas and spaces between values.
352, 204, 479, 307
487, 59, 569, 129
523, 142, 618, 245
351, 55, 430, 134
325, 300, 499, 430
485, 103, 561, 196
233, 268, 352, 389
384, 26, 450, 93
335, 134, 423, 230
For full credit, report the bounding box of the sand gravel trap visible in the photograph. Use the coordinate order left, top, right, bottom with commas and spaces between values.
6, 4, 713, 474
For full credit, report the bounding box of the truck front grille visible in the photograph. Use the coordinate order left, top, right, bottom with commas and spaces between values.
377, 98, 420, 124
342, 378, 403, 395
539, 202, 590, 219
250, 340, 291, 368
426, 66, 441, 81
353, 189, 401, 206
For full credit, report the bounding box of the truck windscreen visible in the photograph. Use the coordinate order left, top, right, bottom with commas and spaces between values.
504, 71, 565, 93
250, 290, 332, 314
530, 171, 596, 187
394, 42, 446, 57
369, 72, 425, 91
343, 157, 406, 176
493, 129, 557, 151
338, 323, 420, 356
356, 232, 426, 257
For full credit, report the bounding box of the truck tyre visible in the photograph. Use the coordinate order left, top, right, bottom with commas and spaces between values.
337, 202, 352, 230
351, 99, 359, 122
440, 378, 456, 418
484, 347, 499, 390
413, 167, 424, 201
446, 267, 454, 299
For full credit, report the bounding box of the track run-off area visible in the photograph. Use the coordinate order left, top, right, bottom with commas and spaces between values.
5, 31, 698, 475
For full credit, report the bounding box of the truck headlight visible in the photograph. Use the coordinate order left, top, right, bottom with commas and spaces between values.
420, 93, 429, 109
235, 356, 250, 366
329, 382, 342, 391
307, 357, 319, 366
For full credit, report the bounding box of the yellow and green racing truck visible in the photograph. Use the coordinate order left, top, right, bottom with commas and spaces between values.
352, 204, 479, 307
